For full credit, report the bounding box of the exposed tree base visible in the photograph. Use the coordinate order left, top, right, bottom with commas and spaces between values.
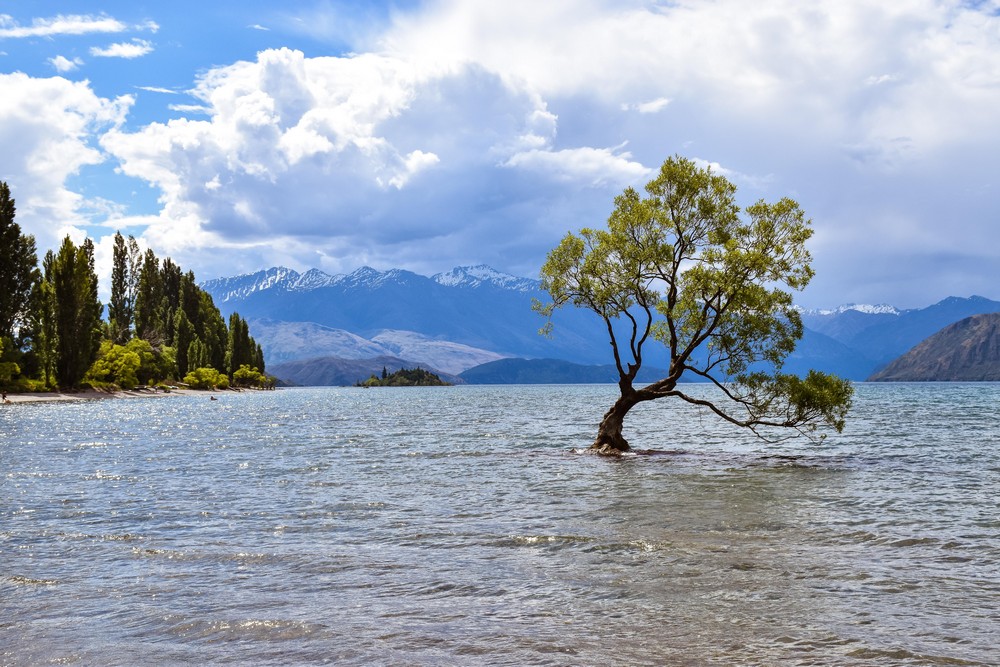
588, 434, 631, 455
590, 399, 635, 454
588, 442, 628, 455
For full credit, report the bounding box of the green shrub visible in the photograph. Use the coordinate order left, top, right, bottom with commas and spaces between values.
183, 367, 227, 390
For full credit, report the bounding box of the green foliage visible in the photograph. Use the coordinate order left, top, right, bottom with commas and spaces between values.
359, 367, 450, 387
30, 260, 58, 387
133, 248, 162, 343
0, 182, 40, 340
232, 363, 262, 387
0, 182, 267, 392
0, 339, 19, 388
187, 337, 208, 372
84, 337, 174, 389
173, 308, 194, 376
156, 346, 177, 382
183, 367, 229, 390
108, 232, 141, 344
86, 340, 142, 389
50, 236, 103, 388
537, 155, 852, 450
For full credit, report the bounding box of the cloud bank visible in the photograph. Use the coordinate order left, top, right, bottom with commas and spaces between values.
3, 0, 1000, 308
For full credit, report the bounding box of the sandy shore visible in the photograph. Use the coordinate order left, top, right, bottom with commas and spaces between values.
2, 387, 212, 405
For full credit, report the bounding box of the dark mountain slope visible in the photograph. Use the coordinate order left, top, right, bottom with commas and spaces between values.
868, 313, 1000, 381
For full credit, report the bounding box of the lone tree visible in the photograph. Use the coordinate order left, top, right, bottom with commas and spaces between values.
536, 156, 852, 453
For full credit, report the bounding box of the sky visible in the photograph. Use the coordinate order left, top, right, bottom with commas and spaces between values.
1, 0, 998, 310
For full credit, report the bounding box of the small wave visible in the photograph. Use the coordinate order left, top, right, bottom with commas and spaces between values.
102, 533, 142, 542
499, 534, 671, 556
847, 646, 983, 665
132, 547, 187, 560
165, 617, 327, 643
7, 575, 58, 586
74, 441, 112, 449
887, 536, 939, 548
84, 470, 135, 482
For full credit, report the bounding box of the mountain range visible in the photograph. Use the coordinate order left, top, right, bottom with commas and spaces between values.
200, 266, 1000, 384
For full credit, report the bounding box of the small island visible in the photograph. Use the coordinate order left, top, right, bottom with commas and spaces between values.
357, 367, 450, 387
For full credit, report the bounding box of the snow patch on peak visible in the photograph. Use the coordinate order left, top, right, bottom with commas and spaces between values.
258, 266, 300, 289
810, 303, 901, 316
433, 265, 538, 292
334, 266, 383, 288
201, 266, 300, 302
292, 268, 338, 290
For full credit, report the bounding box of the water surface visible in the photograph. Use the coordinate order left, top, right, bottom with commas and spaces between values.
2, 384, 998, 665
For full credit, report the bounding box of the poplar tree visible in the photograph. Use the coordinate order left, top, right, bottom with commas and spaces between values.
199, 292, 228, 371
51, 236, 102, 387
173, 308, 194, 377
108, 232, 142, 344
227, 312, 255, 377
0, 181, 40, 341
29, 254, 58, 387
134, 249, 162, 344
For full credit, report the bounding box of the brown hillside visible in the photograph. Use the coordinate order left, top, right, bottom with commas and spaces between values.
868, 313, 1000, 381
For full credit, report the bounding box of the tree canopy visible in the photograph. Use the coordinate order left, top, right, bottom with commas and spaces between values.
536, 156, 853, 453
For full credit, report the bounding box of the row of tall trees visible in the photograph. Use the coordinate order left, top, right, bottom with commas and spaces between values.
0, 181, 267, 391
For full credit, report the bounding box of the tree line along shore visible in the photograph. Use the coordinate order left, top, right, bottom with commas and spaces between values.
0, 181, 274, 396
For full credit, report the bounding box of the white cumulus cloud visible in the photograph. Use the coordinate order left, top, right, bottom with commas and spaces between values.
0, 73, 132, 253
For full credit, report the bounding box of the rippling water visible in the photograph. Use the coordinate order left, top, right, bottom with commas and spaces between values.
1, 384, 998, 666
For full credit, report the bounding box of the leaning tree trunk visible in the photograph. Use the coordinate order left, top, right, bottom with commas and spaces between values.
590, 393, 641, 454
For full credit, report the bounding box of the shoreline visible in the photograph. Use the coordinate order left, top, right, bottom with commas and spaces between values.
2, 387, 215, 405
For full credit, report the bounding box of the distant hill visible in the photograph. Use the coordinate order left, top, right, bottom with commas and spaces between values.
248, 318, 504, 374
359, 367, 450, 387
269, 355, 463, 387
868, 313, 1000, 381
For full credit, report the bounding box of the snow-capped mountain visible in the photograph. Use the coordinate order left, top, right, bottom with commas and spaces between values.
432, 265, 539, 292
203, 266, 300, 303
803, 303, 903, 316
202, 265, 538, 304
201, 264, 609, 366
202, 266, 1000, 382
291, 268, 339, 291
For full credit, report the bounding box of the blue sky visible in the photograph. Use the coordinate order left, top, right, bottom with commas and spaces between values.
1, 1, 998, 309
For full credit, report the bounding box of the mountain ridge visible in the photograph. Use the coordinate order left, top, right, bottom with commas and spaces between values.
200, 265, 1000, 383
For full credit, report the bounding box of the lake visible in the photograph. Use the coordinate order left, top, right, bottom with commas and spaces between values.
1, 383, 998, 665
